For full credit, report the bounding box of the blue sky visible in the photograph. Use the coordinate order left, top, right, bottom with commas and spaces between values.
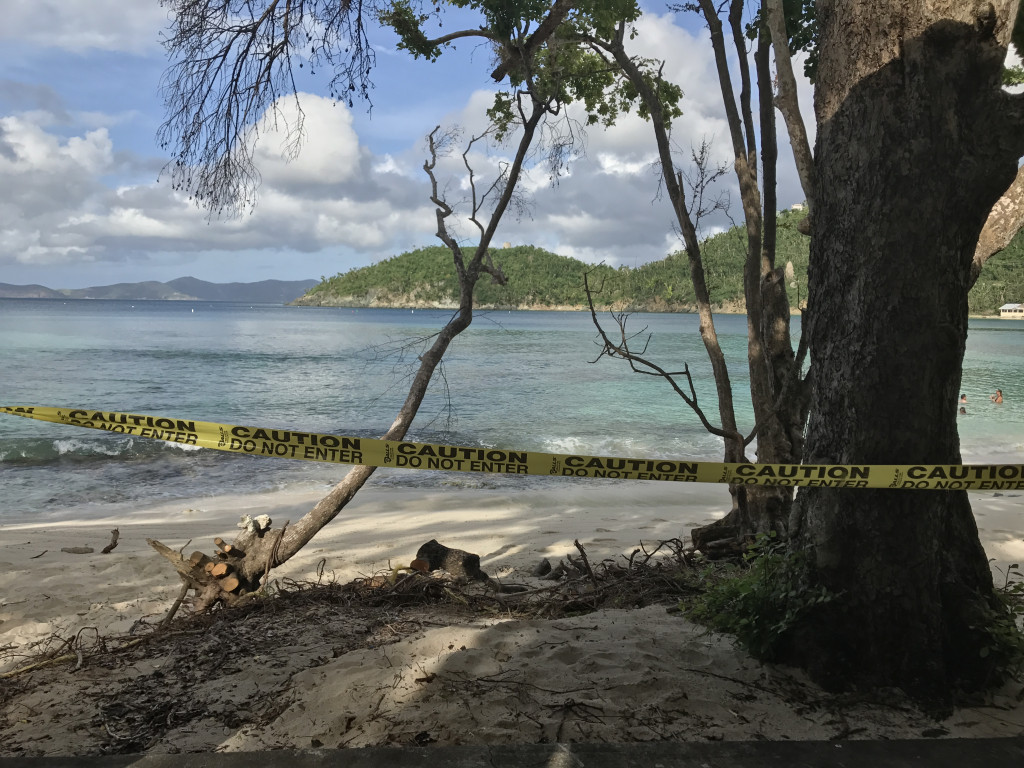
0, 1, 810, 289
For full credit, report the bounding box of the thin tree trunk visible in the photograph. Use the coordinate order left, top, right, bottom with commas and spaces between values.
764, 0, 816, 212
601, 29, 745, 463
693, 2, 804, 549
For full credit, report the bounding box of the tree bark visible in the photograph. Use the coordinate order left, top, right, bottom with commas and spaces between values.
788, 0, 1024, 703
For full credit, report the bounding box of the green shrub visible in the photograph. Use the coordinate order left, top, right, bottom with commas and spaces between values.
686, 532, 836, 661
978, 562, 1024, 682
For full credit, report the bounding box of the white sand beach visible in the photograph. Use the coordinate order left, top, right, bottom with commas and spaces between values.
2, 482, 1023, 754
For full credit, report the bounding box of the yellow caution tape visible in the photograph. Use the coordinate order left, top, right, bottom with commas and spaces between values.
3, 406, 1023, 491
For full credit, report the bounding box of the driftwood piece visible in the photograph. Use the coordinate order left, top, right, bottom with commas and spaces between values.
415, 540, 488, 582
574, 539, 599, 588
161, 581, 190, 627
149, 539, 198, 580
148, 538, 226, 612
30, 550, 47, 559
60, 547, 94, 555
101, 528, 119, 554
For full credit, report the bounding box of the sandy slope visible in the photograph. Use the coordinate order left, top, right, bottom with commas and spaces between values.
1, 483, 1023, 755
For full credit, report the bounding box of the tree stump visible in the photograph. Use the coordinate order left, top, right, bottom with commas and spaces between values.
415, 540, 488, 582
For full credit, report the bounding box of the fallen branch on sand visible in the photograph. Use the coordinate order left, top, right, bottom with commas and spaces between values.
101, 529, 119, 554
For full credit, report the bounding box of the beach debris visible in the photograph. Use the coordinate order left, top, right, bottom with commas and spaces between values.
148, 521, 288, 616
148, 538, 250, 613
542, 563, 568, 581
29, 550, 47, 559
532, 558, 553, 577
60, 547, 94, 555
101, 528, 119, 554
237, 514, 272, 536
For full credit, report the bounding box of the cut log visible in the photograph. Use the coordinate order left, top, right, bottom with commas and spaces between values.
204, 561, 216, 574
213, 536, 246, 558
219, 575, 241, 593
210, 562, 231, 578
189, 551, 207, 566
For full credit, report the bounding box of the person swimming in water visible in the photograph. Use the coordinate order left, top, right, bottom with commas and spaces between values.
990, 389, 1003, 404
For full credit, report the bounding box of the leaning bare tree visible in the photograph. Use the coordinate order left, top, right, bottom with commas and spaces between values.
149, 0, 562, 610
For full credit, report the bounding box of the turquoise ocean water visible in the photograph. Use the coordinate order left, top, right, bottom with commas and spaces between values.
2, 299, 1023, 520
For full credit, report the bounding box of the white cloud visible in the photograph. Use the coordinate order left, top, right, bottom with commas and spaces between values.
254, 96, 363, 188
1, 1, 167, 54
0, 93, 447, 274
0, 6, 810, 287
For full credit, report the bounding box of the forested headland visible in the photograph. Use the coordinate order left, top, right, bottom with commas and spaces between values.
296, 209, 1024, 314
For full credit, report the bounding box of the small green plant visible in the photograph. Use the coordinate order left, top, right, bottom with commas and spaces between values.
978, 562, 1024, 682
686, 532, 836, 661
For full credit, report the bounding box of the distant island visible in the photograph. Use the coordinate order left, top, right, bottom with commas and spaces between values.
0, 277, 318, 304
295, 210, 812, 313
295, 209, 1024, 315
8, 209, 1021, 313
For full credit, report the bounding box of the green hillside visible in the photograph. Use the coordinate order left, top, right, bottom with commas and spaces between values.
968, 235, 1024, 312
298, 245, 624, 309
296, 209, 1023, 314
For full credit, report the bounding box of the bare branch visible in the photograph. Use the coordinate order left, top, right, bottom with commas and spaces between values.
584, 272, 744, 445
157, 0, 375, 216
679, 141, 731, 236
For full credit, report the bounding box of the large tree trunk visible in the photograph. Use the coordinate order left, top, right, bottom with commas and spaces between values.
787, 0, 1023, 702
